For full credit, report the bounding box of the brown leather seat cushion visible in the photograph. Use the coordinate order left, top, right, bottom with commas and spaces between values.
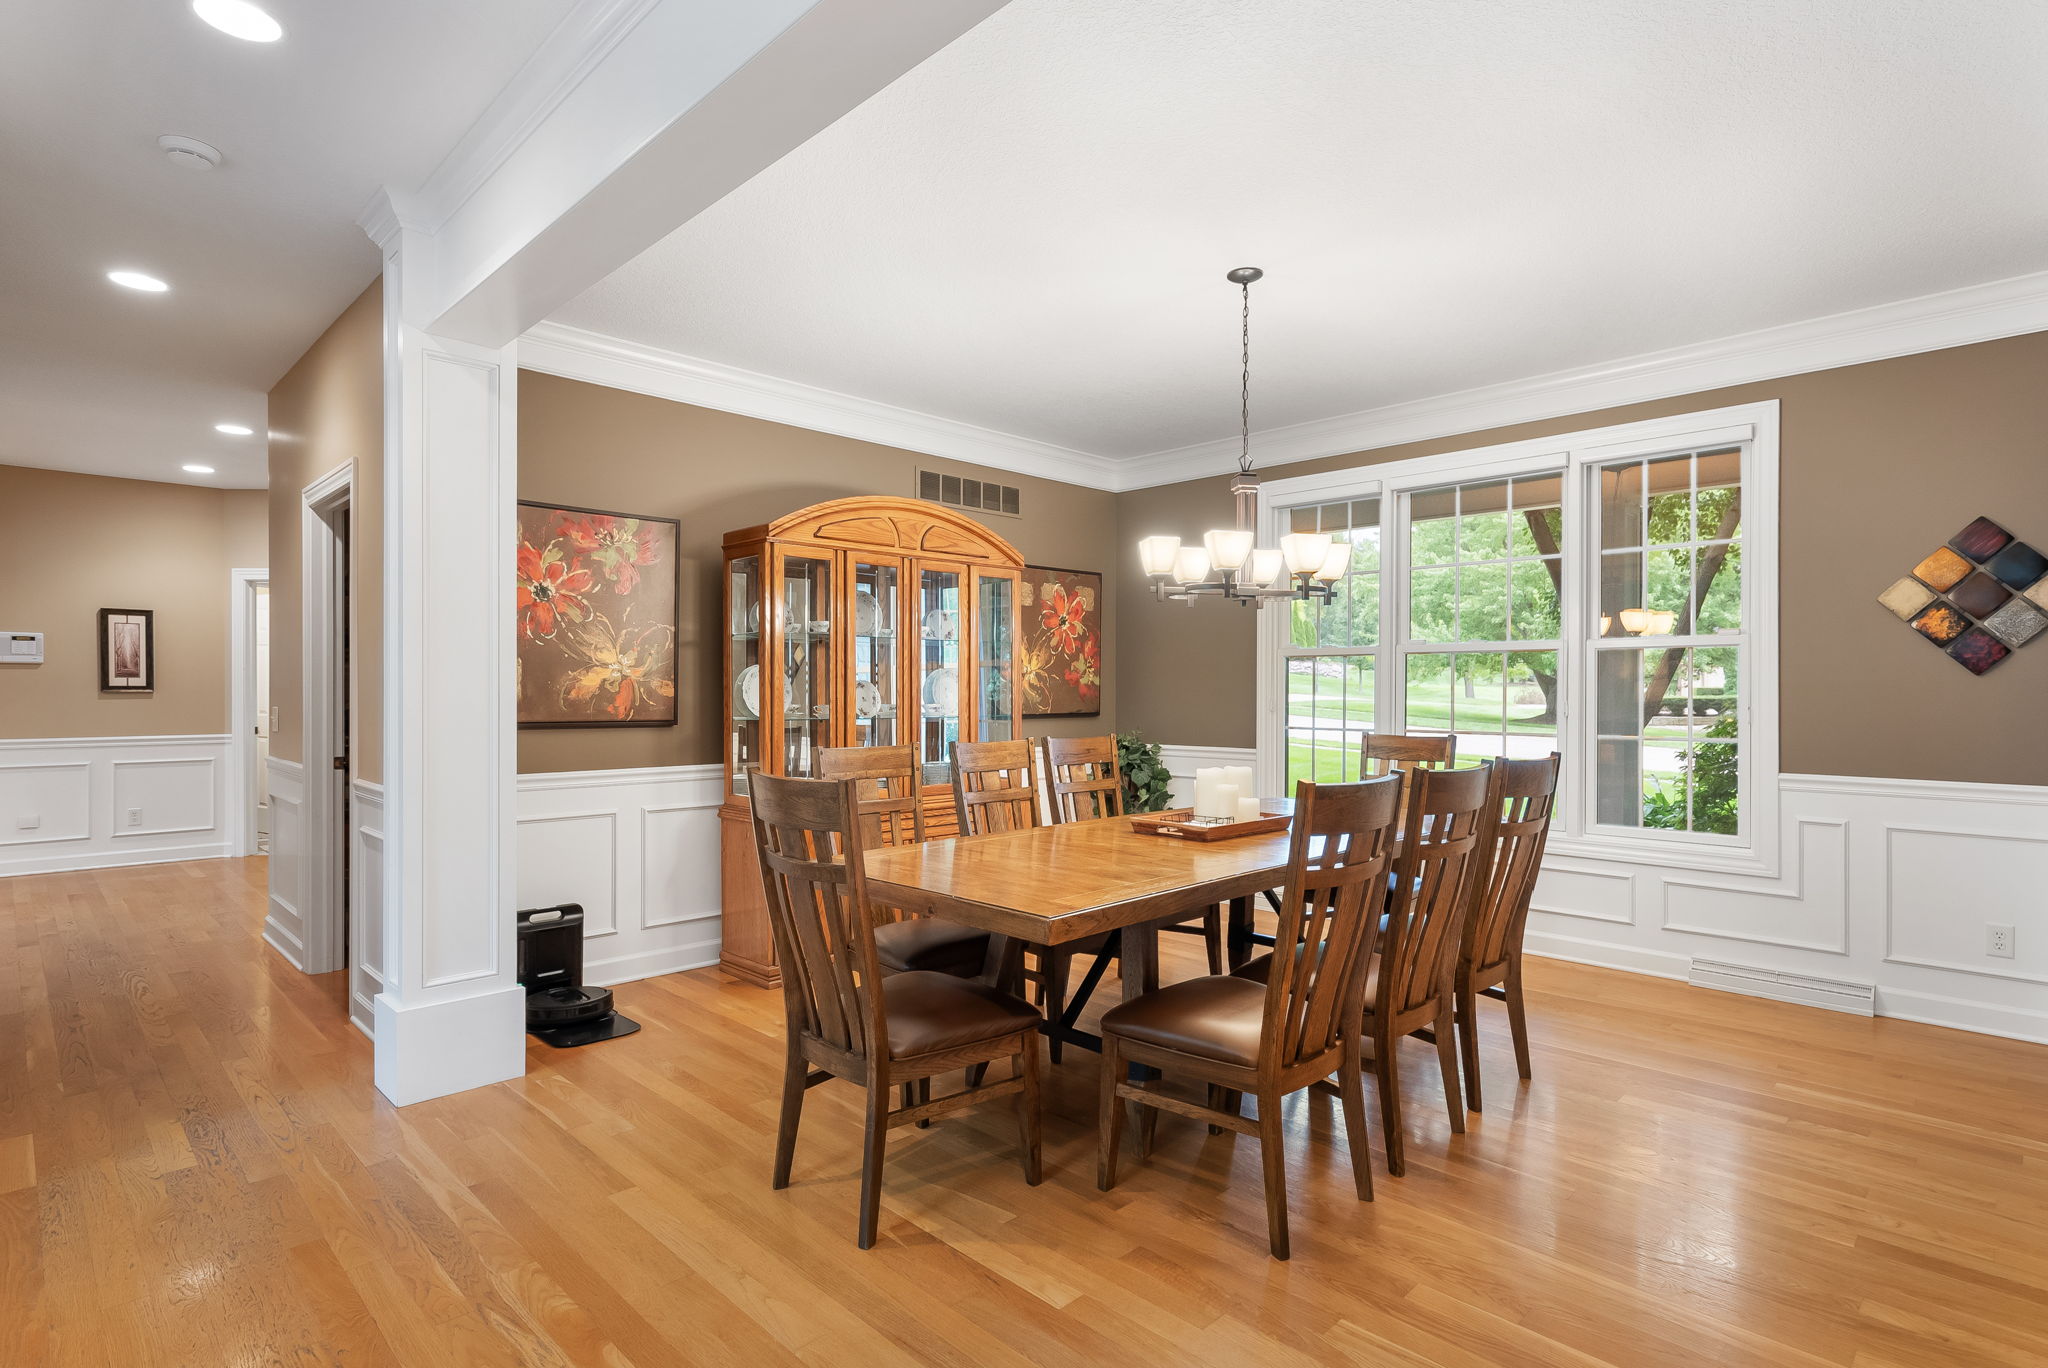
882, 971, 1041, 1060
873, 917, 989, 976
1099, 974, 1267, 1068
1232, 949, 1380, 1013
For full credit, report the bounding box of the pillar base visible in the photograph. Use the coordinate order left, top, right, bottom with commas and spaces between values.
373, 983, 526, 1106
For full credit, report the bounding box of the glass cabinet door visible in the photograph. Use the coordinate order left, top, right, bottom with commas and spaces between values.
916, 567, 962, 784
850, 560, 900, 748
779, 553, 832, 777
729, 555, 763, 795
975, 572, 1017, 742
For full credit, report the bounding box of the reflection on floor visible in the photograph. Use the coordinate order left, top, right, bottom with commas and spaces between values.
3, 856, 2044, 1366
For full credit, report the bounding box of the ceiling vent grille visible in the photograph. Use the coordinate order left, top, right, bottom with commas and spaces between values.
918, 469, 1020, 518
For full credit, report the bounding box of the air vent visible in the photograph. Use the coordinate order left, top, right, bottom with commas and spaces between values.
1688, 958, 1875, 1016
919, 469, 1020, 518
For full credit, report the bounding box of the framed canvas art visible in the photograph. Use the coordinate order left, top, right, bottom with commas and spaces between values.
1020, 565, 1102, 717
98, 608, 155, 692
516, 501, 680, 727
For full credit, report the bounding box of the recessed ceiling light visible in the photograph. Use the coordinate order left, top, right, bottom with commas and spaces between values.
159, 135, 223, 171
182, 464, 216, 475
192, 0, 282, 42
214, 423, 254, 436
108, 270, 169, 292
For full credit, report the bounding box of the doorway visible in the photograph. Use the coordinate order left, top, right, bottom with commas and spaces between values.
301, 465, 353, 985
230, 569, 271, 857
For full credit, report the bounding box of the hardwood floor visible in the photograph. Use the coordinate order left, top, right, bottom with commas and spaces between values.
4, 857, 2045, 1366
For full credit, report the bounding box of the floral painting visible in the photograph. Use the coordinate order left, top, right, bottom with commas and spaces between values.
516, 502, 679, 727
1019, 566, 1102, 717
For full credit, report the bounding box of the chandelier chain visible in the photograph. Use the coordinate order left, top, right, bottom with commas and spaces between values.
1239, 279, 1252, 474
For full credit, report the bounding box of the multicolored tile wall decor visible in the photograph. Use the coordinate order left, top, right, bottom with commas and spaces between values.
1878, 516, 2048, 674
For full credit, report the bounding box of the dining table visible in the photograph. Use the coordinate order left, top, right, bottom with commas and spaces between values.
863, 805, 1296, 1056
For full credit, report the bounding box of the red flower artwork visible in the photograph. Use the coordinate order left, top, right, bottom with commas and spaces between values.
556, 512, 664, 595
1020, 568, 1103, 717
516, 541, 595, 640
1040, 583, 1089, 654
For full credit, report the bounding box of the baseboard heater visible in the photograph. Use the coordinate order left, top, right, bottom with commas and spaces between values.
1688, 958, 1875, 1016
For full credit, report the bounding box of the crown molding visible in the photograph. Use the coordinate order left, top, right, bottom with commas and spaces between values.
407, 0, 661, 235
1110, 267, 2048, 491
517, 321, 1120, 490
354, 187, 430, 251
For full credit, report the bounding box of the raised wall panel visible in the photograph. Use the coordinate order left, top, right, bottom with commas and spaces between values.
1885, 826, 2048, 987
641, 802, 721, 931
351, 781, 387, 1036
1662, 819, 1850, 954
515, 811, 619, 937
0, 762, 91, 847
110, 757, 217, 838
1531, 865, 1634, 924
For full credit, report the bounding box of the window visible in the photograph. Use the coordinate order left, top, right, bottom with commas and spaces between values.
1282, 498, 1380, 783
1257, 404, 1778, 872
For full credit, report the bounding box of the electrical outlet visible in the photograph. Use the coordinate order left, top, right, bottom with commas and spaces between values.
1987, 924, 2016, 959
125, 807, 142, 828
14, 814, 38, 831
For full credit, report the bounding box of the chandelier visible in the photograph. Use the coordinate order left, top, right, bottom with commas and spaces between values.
1136, 267, 1348, 607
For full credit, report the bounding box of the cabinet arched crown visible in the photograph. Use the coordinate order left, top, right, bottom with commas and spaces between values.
732, 496, 1024, 565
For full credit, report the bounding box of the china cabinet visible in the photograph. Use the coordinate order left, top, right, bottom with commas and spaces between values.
719, 496, 1023, 986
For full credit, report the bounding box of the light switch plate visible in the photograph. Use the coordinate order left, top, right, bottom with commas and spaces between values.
2, 631, 44, 663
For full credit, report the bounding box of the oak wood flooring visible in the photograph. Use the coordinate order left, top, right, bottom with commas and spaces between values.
3, 857, 2045, 1366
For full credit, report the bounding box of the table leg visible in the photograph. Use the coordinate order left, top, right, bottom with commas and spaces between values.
1122, 923, 1160, 1084
979, 933, 1026, 995
1226, 895, 1256, 970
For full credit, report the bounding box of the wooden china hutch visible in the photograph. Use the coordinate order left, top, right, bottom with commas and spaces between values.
718, 496, 1024, 987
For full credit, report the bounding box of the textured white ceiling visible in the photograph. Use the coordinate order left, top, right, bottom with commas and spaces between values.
0, 0, 574, 488
555, 0, 2048, 463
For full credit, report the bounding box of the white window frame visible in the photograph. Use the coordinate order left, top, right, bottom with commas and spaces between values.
1257, 400, 1780, 876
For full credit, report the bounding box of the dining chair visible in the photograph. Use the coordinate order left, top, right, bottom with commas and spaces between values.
1455, 753, 1560, 1111
1360, 731, 1458, 808
1040, 735, 1225, 975
1358, 761, 1490, 1174
750, 769, 1043, 1249
1095, 774, 1403, 1259
950, 739, 1116, 1062
816, 745, 988, 979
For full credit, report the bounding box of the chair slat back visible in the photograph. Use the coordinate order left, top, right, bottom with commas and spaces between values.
1378, 763, 1491, 1025
816, 745, 925, 849
1040, 735, 1123, 823
749, 770, 883, 1060
1261, 776, 1404, 1071
1466, 754, 1561, 975
1361, 732, 1457, 813
950, 739, 1041, 836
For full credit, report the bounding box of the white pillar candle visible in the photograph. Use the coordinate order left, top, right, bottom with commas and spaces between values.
1235, 796, 1263, 822
1192, 767, 1223, 818
1211, 783, 1238, 820
1221, 766, 1256, 802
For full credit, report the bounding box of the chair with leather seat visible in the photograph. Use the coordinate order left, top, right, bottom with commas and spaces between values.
1095, 774, 1402, 1259
1455, 754, 1560, 1111
751, 768, 1043, 1249
1040, 734, 1224, 975
816, 745, 987, 978
952, 738, 1118, 1062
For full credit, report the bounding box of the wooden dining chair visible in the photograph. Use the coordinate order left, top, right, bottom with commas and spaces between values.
1361, 731, 1458, 806
1455, 753, 1560, 1111
750, 769, 1043, 1249
950, 739, 1114, 1062
1040, 735, 1224, 975
1360, 762, 1491, 1174
816, 745, 987, 979
1096, 774, 1403, 1259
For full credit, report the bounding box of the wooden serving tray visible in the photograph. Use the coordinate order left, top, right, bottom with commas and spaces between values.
1129, 808, 1292, 842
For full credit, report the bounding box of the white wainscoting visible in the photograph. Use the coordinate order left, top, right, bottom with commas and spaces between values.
350, 780, 387, 1035
265, 756, 307, 967
0, 734, 233, 877
516, 764, 724, 986
1154, 746, 2048, 1045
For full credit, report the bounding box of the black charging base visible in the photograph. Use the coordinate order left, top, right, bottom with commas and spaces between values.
528, 1012, 641, 1049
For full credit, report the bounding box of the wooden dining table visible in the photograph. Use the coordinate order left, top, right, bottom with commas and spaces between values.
863, 808, 1295, 1055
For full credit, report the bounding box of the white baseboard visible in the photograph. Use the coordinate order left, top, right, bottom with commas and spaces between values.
0, 840, 234, 878
1877, 987, 2048, 1047
263, 906, 307, 969
587, 939, 720, 988
1524, 930, 1692, 981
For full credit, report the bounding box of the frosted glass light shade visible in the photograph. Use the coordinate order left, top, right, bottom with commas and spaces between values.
1137, 534, 1182, 577
1203, 527, 1256, 572
1172, 546, 1212, 585
1281, 532, 1330, 575
1246, 548, 1286, 587
1646, 609, 1678, 635
1313, 542, 1352, 581
1617, 607, 1650, 634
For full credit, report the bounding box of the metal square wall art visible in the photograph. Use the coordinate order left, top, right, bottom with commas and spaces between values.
1880, 514, 2048, 674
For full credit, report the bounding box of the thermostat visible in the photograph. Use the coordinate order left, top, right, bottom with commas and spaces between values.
3, 632, 44, 663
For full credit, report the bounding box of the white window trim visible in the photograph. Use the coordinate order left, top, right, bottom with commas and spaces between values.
1257, 400, 1781, 877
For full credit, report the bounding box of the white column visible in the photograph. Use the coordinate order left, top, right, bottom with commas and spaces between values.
367, 219, 525, 1104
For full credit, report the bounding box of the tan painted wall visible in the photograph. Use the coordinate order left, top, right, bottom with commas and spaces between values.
266, 282, 384, 781
0, 465, 265, 738
1116, 331, 2048, 787
517, 371, 1122, 774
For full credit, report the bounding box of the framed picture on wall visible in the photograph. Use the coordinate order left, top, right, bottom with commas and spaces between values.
516, 501, 681, 728
1020, 565, 1102, 717
98, 608, 155, 693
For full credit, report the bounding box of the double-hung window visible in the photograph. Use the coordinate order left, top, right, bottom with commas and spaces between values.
1257, 403, 1778, 872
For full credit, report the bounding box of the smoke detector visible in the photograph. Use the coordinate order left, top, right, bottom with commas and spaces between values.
158, 135, 223, 171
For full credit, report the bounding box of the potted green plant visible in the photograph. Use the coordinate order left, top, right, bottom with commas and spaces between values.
1116, 732, 1174, 813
